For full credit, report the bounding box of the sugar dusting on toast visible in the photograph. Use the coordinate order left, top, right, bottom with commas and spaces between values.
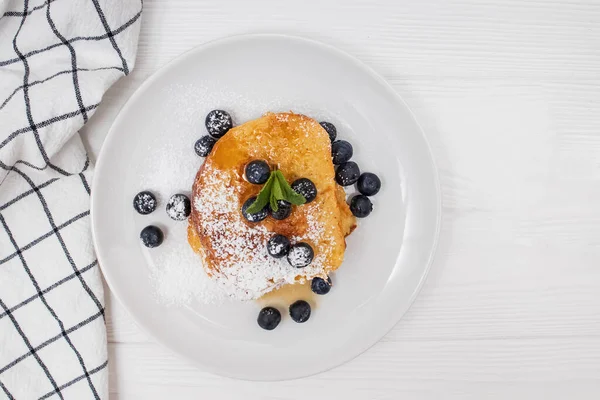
193, 164, 331, 300
139, 84, 356, 306
188, 111, 356, 301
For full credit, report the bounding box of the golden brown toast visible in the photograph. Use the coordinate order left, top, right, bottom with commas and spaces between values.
188, 112, 355, 299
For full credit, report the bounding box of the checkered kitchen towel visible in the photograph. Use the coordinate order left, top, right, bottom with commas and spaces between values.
0, 0, 141, 398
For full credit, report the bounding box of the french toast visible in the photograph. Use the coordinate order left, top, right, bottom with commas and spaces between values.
188, 112, 356, 300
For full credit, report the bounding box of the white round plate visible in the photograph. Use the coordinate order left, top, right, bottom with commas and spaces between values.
91, 34, 440, 380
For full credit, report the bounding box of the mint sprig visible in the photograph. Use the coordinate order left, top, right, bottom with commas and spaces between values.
274, 171, 306, 206
246, 173, 274, 214
245, 170, 306, 214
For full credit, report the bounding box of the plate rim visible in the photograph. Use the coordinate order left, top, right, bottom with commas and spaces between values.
91, 33, 442, 380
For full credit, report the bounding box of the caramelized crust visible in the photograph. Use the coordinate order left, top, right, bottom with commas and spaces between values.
188, 112, 355, 298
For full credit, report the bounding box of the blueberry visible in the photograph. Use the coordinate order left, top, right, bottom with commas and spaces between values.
133, 191, 157, 215
311, 276, 332, 295
319, 121, 337, 142
289, 300, 311, 323
267, 234, 291, 258
290, 178, 317, 203
270, 200, 292, 220
245, 160, 271, 184
257, 307, 281, 330
350, 195, 373, 218
357, 172, 381, 196
140, 225, 163, 248
166, 194, 191, 221
241, 196, 268, 222
331, 140, 353, 165
194, 135, 216, 157
335, 161, 360, 186
287, 242, 314, 268
205, 110, 233, 138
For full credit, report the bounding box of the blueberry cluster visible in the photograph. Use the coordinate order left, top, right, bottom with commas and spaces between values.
132, 111, 383, 333
194, 110, 234, 157
133, 190, 191, 248
321, 120, 382, 219
266, 234, 314, 268
257, 233, 334, 330
241, 160, 317, 223
256, 274, 332, 330
257, 120, 382, 331
137, 109, 235, 248
257, 300, 313, 330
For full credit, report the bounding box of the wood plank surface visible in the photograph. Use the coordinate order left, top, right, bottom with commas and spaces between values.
81, 0, 600, 398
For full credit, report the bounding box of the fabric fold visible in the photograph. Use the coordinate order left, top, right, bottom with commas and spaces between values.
0, 1, 142, 398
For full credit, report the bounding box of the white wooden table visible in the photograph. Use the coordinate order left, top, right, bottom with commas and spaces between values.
81, 0, 600, 398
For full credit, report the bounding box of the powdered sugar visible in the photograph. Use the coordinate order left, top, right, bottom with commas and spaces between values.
271, 242, 286, 254
148, 224, 230, 305
292, 204, 331, 269
133, 191, 157, 215
297, 207, 327, 243
193, 165, 330, 300
266, 235, 290, 257
136, 83, 339, 305
165, 194, 191, 221
205, 109, 233, 137
286, 243, 314, 268
139, 137, 200, 203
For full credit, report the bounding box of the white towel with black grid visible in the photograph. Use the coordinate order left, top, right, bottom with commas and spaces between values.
0, 0, 142, 398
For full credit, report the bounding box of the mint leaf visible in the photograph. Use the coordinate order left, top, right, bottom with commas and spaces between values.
270, 193, 278, 212
272, 177, 284, 200
246, 173, 274, 214
245, 170, 307, 216
270, 177, 284, 212
270, 182, 279, 211
274, 171, 306, 206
